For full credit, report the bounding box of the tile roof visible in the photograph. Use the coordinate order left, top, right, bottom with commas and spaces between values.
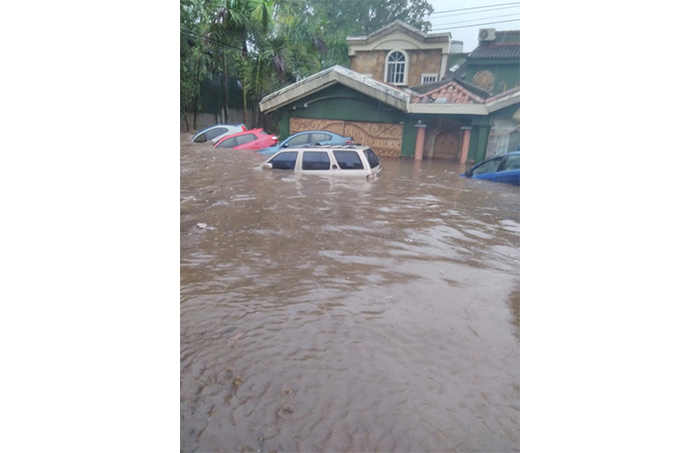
411, 77, 491, 99
485, 86, 520, 102
411, 81, 486, 104
469, 42, 520, 59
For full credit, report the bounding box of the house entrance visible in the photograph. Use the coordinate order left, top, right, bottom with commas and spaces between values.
432, 130, 461, 159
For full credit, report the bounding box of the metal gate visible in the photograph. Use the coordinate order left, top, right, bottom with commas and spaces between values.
290, 118, 403, 157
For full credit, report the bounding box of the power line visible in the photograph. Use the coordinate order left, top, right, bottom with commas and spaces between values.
431, 14, 520, 28
430, 2, 519, 15
430, 5, 519, 21
431, 19, 520, 31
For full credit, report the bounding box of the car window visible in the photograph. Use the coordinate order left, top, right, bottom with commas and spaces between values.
363, 148, 381, 168
269, 152, 298, 170
502, 154, 520, 171
302, 151, 331, 170
217, 137, 237, 148
236, 134, 256, 146
333, 151, 364, 170
285, 133, 310, 147
310, 133, 331, 143
193, 133, 207, 142
204, 127, 227, 141
472, 156, 503, 175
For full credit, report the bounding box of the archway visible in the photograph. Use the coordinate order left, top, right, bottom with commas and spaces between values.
432, 130, 461, 159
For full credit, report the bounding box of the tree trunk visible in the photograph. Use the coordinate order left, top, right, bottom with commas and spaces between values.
193, 93, 199, 130
182, 110, 190, 132
242, 82, 248, 127
222, 51, 229, 123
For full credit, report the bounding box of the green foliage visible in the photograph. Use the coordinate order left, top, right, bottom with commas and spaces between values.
180, 0, 434, 122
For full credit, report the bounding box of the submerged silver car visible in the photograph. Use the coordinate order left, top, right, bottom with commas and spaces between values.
259, 145, 382, 179
191, 124, 247, 144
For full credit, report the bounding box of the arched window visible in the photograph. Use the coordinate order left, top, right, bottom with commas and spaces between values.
385, 50, 408, 85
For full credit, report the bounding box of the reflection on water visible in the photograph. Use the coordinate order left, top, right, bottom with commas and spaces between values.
181, 134, 520, 452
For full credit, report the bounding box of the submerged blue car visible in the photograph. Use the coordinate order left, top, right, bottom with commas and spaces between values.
462, 151, 520, 186
257, 130, 353, 155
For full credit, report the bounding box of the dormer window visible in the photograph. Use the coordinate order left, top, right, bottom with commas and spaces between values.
385, 50, 408, 85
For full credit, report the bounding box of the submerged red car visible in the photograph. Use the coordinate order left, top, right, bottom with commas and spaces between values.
213, 128, 278, 150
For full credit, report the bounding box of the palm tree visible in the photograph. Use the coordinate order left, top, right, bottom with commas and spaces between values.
206, 0, 253, 124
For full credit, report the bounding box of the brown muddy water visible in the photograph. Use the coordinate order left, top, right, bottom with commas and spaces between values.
181, 133, 520, 452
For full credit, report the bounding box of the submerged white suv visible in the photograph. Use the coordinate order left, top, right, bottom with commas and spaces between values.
259, 145, 382, 179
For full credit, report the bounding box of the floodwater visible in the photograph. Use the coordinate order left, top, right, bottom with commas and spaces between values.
181, 133, 520, 452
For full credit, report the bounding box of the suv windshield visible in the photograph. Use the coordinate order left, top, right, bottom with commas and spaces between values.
363, 148, 380, 168
333, 151, 364, 170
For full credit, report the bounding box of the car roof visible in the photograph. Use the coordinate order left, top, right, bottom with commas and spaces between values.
275, 144, 369, 151
199, 124, 244, 131
216, 129, 264, 141
288, 130, 344, 136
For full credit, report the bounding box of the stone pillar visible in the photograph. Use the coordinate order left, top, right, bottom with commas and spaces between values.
414, 123, 427, 161
459, 126, 473, 164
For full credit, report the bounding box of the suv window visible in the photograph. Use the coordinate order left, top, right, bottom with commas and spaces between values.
302, 151, 331, 170
333, 151, 364, 170
310, 133, 331, 143
285, 133, 310, 147
269, 151, 298, 170
363, 148, 380, 168
472, 156, 503, 175
204, 127, 227, 141
217, 137, 237, 148
236, 134, 256, 146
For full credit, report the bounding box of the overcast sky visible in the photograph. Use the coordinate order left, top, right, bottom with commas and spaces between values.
427, 0, 520, 51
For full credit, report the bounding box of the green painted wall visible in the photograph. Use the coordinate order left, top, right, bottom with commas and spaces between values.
462, 59, 520, 95
470, 116, 492, 163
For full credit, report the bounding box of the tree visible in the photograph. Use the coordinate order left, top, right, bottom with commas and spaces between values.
180, 0, 211, 130
180, 0, 434, 130
274, 0, 434, 70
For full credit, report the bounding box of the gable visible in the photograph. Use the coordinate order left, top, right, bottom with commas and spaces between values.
347, 21, 451, 56
260, 65, 410, 114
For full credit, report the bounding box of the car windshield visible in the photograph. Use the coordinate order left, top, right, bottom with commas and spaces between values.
236, 134, 256, 146
217, 137, 237, 148
285, 134, 309, 147
204, 127, 227, 141
472, 156, 503, 175
502, 154, 520, 171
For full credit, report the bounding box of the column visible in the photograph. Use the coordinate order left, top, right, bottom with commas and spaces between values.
414, 123, 427, 161
459, 126, 473, 164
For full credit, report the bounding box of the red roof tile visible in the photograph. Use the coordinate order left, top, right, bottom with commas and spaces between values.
410, 81, 486, 104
